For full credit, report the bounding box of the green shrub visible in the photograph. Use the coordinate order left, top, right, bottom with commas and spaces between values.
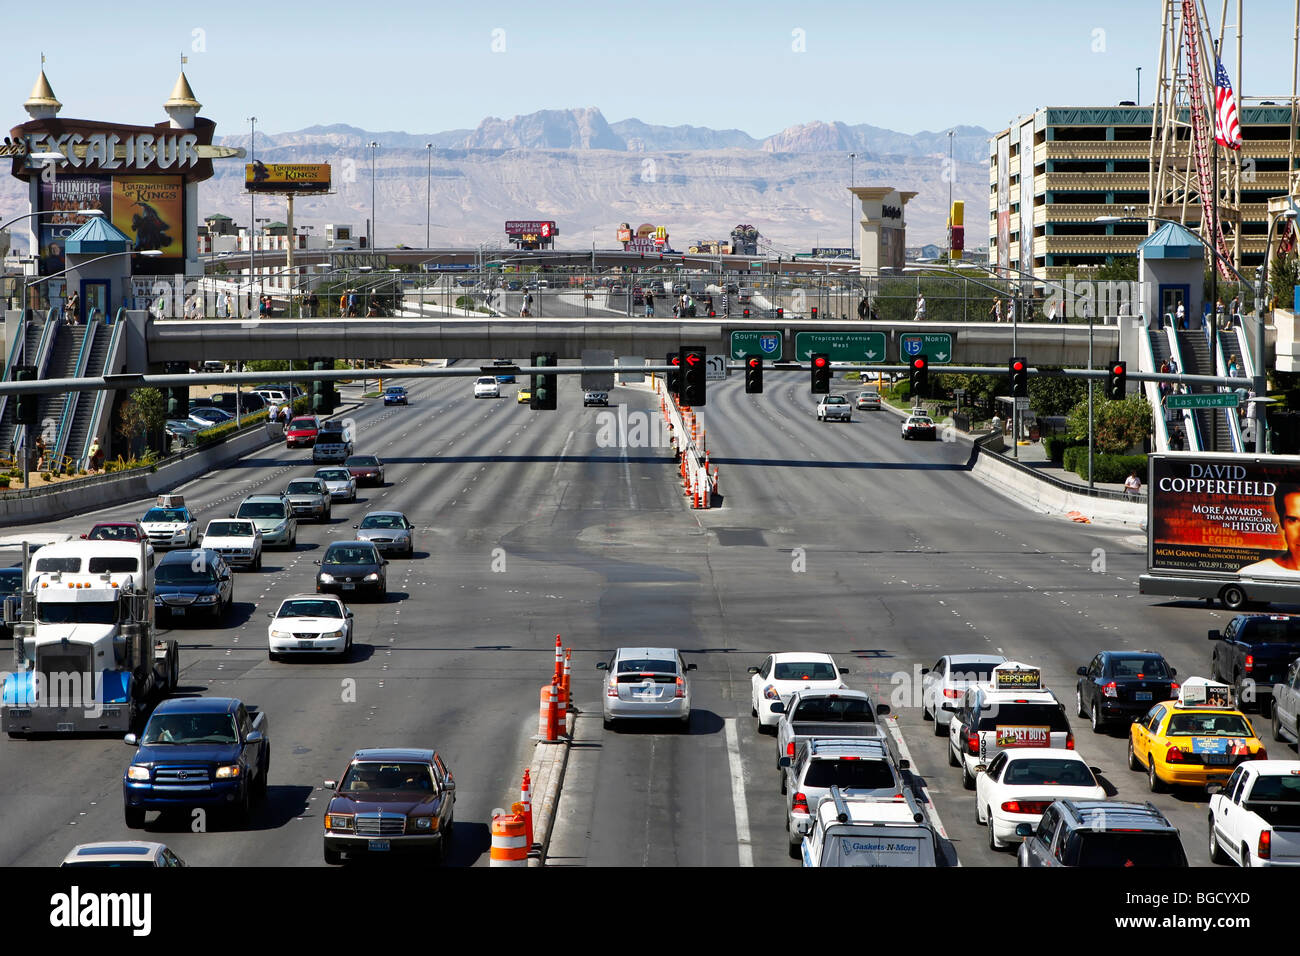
1063, 447, 1147, 483
1044, 436, 1086, 464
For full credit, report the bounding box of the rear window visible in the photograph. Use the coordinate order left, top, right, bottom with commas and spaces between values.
1002, 759, 1096, 787
948, 660, 1004, 682
803, 759, 896, 790
616, 658, 676, 674
793, 697, 873, 722
1108, 657, 1172, 679
1165, 713, 1253, 737
1068, 831, 1186, 867
977, 704, 1070, 732
1238, 618, 1300, 644
774, 662, 838, 681
1248, 775, 1300, 802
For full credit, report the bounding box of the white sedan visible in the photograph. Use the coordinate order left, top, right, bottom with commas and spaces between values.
474, 376, 501, 398
974, 749, 1105, 851
749, 652, 849, 732
921, 654, 1007, 736
266, 594, 354, 661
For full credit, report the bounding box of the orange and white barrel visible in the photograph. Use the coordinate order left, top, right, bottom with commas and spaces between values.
489, 811, 528, 867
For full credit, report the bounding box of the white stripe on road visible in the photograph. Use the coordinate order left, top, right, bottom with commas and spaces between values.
886, 717, 960, 866
724, 718, 753, 867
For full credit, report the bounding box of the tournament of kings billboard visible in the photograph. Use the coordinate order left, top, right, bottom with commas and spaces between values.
1150, 455, 1300, 578
36, 175, 183, 273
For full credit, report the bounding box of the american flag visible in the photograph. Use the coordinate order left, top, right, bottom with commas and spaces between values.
1214, 59, 1242, 149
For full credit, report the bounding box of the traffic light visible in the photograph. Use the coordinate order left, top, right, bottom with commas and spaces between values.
530, 351, 558, 410
665, 352, 681, 395
811, 307, 818, 320
13, 365, 37, 426
311, 359, 329, 414
680, 345, 706, 406
777, 308, 784, 319
164, 362, 189, 420
745, 356, 763, 394
811, 353, 831, 393
910, 355, 929, 397
743, 308, 750, 318
1105, 360, 1127, 400
1009, 356, 1028, 398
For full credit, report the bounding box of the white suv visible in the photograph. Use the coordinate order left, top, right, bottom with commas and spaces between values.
780, 737, 907, 858
474, 376, 500, 399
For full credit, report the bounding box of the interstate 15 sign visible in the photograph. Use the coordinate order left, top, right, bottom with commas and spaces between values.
730, 330, 782, 361
900, 333, 953, 364
794, 331, 886, 363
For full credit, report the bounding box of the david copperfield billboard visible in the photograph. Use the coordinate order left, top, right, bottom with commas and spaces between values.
1150, 455, 1300, 577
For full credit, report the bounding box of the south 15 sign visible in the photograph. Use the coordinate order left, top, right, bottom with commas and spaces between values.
27, 132, 202, 171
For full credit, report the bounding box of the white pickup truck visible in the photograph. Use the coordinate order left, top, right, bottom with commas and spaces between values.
801, 786, 939, 867
1208, 760, 1300, 866
816, 394, 852, 422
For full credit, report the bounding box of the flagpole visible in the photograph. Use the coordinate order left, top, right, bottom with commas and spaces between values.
1211, 40, 1220, 370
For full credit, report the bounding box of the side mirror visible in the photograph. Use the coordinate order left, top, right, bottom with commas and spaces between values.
80, 533, 88, 539
245, 730, 264, 745
1205, 782, 1224, 796
920, 667, 929, 676
382, 559, 389, 565
1090, 767, 1104, 776
323, 779, 337, 790
1014, 823, 1035, 838
1208, 629, 1222, 641
686, 663, 697, 671
1169, 667, 1177, 677
124, 734, 139, 746
1076, 666, 1089, 676
346, 610, 354, 618
778, 756, 791, 768
266, 612, 274, 619
770, 701, 785, 714
596, 662, 608, 670
839, 667, 850, 675
876, 704, 891, 716
899, 759, 910, 771
228, 513, 235, 518
746, 666, 760, 674
313, 560, 321, 566
352, 525, 359, 529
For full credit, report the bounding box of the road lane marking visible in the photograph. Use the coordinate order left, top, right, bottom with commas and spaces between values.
886, 717, 959, 866
723, 719, 753, 867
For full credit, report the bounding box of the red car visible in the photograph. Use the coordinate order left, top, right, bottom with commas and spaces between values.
345, 455, 385, 486
81, 521, 148, 542
286, 416, 321, 448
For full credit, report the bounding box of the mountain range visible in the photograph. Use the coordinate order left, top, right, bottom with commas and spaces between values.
1, 108, 992, 253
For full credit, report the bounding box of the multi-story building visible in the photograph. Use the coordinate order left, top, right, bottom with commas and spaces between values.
989, 104, 1297, 281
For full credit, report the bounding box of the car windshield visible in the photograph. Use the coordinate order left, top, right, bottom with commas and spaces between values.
62, 861, 157, 868
360, 515, 405, 530
278, 600, 343, 619
803, 759, 896, 790
36, 601, 117, 625
793, 697, 873, 722
977, 704, 1070, 732
142, 509, 187, 523
0, 571, 21, 596
1109, 657, 1171, 679
1070, 832, 1185, 867
324, 546, 377, 566
346, 457, 379, 467
239, 502, 286, 519
774, 662, 838, 681
1003, 759, 1096, 786
825, 396, 846, 404
286, 482, 321, 495
88, 557, 138, 573
616, 658, 677, 674
156, 563, 216, 585
1165, 713, 1254, 736
341, 762, 434, 793
206, 521, 252, 538
316, 470, 350, 481
289, 419, 317, 429
142, 713, 239, 745
386, 388, 405, 394
87, 525, 141, 541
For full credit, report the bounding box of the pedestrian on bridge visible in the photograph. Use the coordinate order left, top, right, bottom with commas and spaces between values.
645, 289, 655, 317
859, 296, 870, 320
989, 299, 1002, 322
1124, 472, 1142, 495
914, 294, 926, 321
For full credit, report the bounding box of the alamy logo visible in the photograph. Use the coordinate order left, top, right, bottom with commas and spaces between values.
594, 407, 673, 448
5, 670, 105, 718
49, 887, 152, 936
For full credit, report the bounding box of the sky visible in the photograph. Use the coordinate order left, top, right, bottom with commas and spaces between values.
5, 0, 1300, 138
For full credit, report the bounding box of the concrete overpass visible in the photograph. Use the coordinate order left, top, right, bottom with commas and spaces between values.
138, 315, 1127, 369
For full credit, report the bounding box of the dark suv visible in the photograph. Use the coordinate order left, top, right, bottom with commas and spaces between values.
1017, 800, 1188, 867
1076, 651, 1178, 733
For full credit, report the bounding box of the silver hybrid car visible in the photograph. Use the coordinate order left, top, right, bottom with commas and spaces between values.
353, 511, 415, 558
597, 647, 695, 730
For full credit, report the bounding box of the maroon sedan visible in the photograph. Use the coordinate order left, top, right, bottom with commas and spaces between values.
322, 748, 456, 864
344, 455, 385, 486
82, 521, 147, 542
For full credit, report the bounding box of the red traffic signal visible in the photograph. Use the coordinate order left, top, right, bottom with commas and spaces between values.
1011, 359, 1025, 372
748, 357, 760, 368
814, 355, 828, 368
913, 357, 927, 370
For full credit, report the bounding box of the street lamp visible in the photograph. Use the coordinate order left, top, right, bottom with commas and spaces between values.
367, 142, 379, 250
425, 144, 433, 250
246, 116, 257, 308
849, 152, 855, 258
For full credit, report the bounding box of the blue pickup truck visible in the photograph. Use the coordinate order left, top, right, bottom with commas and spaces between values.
123, 697, 270, 829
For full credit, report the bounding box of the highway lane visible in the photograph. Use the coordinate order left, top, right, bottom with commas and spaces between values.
0, 367, 680, 866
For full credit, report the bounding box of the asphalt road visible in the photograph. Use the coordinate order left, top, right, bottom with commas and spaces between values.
2, 368, 1292, 867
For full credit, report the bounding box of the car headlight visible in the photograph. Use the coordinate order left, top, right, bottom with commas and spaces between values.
194, 594, 218, 604
763, 685, 781, 700
319, 573, 336, 584
269, 628, 293, 639
153, 596, 164, 606
412, 816, 433, 831
215, 764, 241, 779
325, 628, 346, 640
325, 813, 354, 831
364, 573, 380, 582
127, 765, 151, 781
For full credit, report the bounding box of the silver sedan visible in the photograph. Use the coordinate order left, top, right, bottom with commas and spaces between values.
597, 647, 695, 730
353, 511, 415, 558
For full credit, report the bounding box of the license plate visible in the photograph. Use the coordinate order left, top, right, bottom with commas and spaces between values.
297, 641, 315, 649
1135, 691, 1152, 701
172, 607, 185, 616
56, 722, 74, 733
342, 583, 356, 591
368, 839, 390, 851
1203, 754, 1231, 765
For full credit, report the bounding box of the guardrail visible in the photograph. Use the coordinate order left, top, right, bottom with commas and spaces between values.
973, 432, 1144, 504
653, 378, 715, 508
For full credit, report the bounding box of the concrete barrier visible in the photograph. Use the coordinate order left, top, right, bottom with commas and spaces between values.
0, 423, 284, 526
971, 448, 1145, 526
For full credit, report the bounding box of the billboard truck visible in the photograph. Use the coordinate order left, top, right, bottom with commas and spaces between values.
1140, 452, 1300, 609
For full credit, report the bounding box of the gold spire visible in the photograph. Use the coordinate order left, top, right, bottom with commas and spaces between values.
24, 69, 61, 111
164, 71, 201, 110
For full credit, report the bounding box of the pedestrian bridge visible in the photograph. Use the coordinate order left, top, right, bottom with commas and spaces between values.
138, 314, 1130, 370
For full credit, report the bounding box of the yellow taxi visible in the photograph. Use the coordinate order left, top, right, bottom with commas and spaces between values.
1128, 677, 1268, 792
517, 387, 532, 405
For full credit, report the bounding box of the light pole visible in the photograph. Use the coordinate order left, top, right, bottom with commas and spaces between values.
367, 142, 379, 250
425, 143, 433, 250
849, 152, 855, 258
947, 130, 955, 261
247, 117, 257, 307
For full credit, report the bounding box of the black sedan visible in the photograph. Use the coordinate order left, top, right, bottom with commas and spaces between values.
315, 541, 387, 600
1075, 651, 1178, 733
